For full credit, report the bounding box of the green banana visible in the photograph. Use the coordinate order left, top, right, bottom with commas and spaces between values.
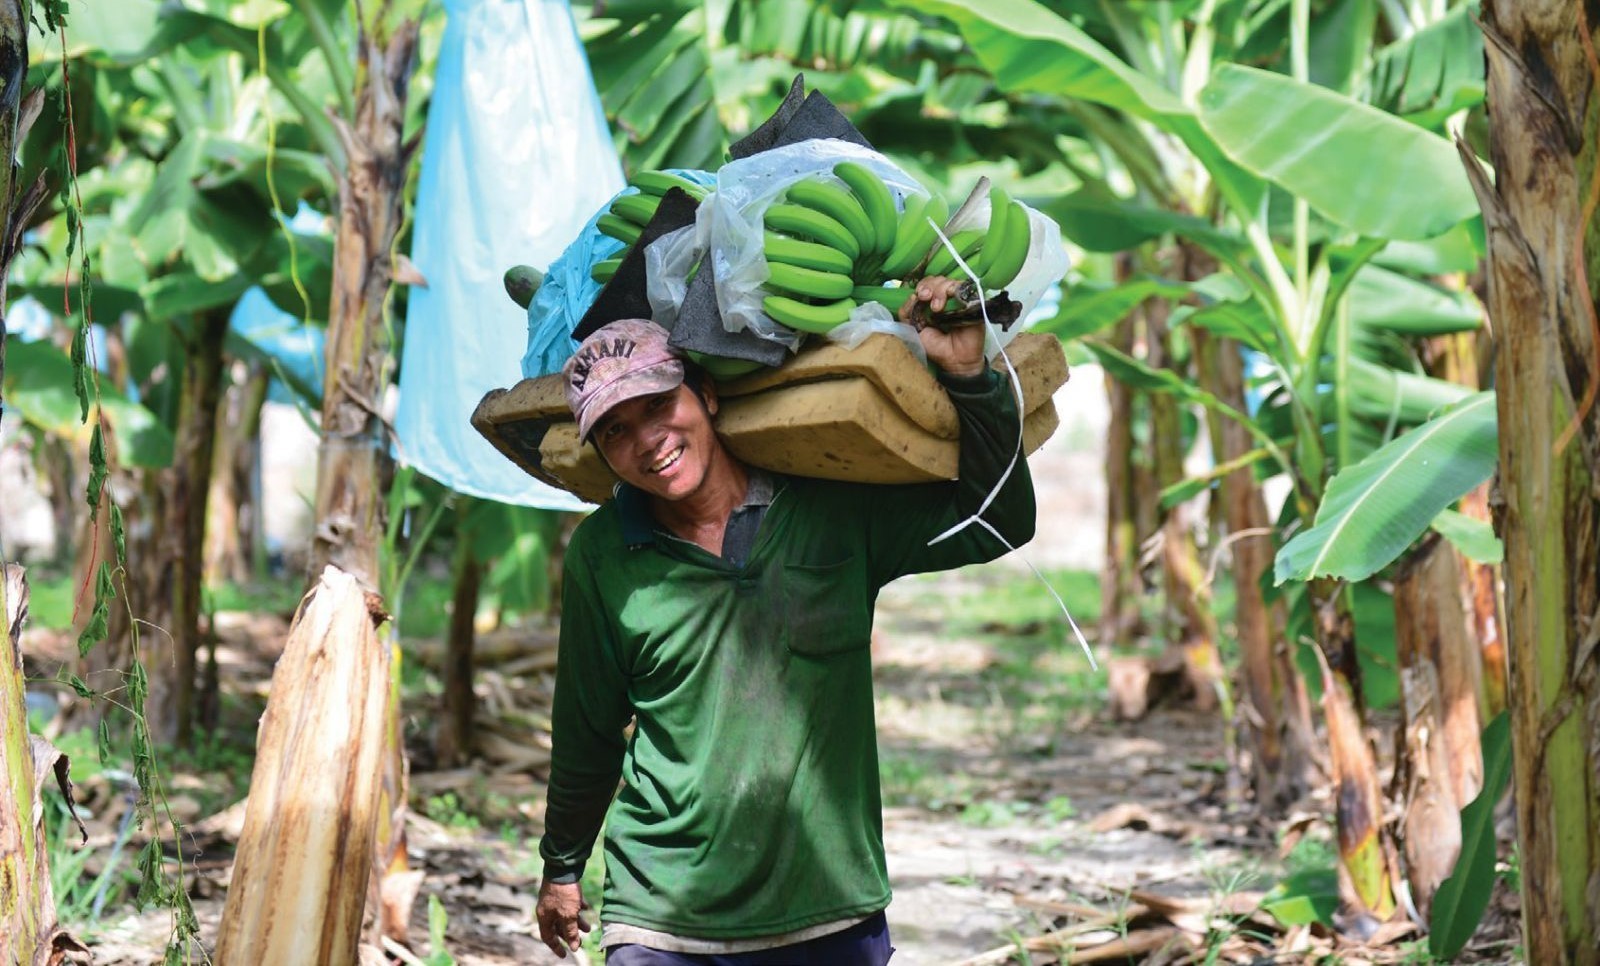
631, 170, 708, 200
852, 284, 911, 313
765, 262, 855, 301
590, 256, 622, 284
763, 232, 854, 275
610, 192, 662, 227
980, 200, 1033, 291
879, 193, 949, 279
834, 162, 896, 256
974, 185, 1011, 276
764, 203, 860, 260
597, 213, 643, 246
686, 349, 764, 380
763, 294, 857, 334
786, 178, 875, 256
925, 228, 985, 278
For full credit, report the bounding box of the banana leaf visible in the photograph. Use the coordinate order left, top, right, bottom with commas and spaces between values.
1197, 64, 1480, 240
1275, 391, 1497, 583
1429, 710, 1512, 960
1430, 508, 1503, 565
1046, 188, 1249, 258
3, 337, 175, 468
1367, 2, 1485, 130
1344, 355, 1474, 426
1035, 278, 1186, 341
894, 0, 1267, 212
1348, 264, 1482, 337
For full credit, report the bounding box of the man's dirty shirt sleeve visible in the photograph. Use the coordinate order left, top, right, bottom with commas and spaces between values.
539, 548, 630, 885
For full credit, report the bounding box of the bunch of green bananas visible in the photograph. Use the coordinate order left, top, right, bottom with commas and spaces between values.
591, 170, 710, 284
758, 166, 1035, 336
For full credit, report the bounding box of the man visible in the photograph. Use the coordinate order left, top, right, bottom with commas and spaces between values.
536, 278, 1036, 964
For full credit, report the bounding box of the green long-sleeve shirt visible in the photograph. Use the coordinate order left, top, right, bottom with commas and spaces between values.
539, 367, 1036, 939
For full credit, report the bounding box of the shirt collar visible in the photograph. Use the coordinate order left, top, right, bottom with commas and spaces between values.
614, 468, 778, 549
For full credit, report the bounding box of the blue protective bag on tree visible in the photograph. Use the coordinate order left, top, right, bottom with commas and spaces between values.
395, 0, 624, 509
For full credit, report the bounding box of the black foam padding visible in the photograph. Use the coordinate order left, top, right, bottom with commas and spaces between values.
574, 187, 703, 341
667, 257, 790, 367
729, 74, 807, 160
769, 90, 873, 152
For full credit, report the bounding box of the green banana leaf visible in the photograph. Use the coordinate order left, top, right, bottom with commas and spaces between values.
1046, 189, 1249, 258
1348, 264, 1483, 337
1344, 356, 1474, 427
1262, 869, 1340, 927
584, 6, 729, 171
1429, 711, 1512, 960
1368, 2, 1485, 130
894, 0, 1266, 212
1177, 296, 1277, 354
1275, 391, 1497, 583
1197, 64, 1480, 240
3, 338, 175, 468
1431, 508, 1503, 565
1309, 0, 1378, 95
1369, 217, 1485, 276
1035, 279, 1186, 342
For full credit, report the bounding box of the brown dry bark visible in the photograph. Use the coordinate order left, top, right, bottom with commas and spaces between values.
1101, 311, 1143, 647
309, 21, 421, 589
1423, 327, 1509, 719
1194, 329, 1313, 814
301, 13, 420, 951
206, 364, 271, 585
1393, 535, 1486, 918
215, 567, 393, 966
1309, 577, 1395, 929
435, 544, 482, 769
1466, 3, 1600, 961
1144, 299, 1224, 709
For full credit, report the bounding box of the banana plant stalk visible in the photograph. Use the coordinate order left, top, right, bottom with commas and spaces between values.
1466, 1, 1600, 957
219, 3, 425, 957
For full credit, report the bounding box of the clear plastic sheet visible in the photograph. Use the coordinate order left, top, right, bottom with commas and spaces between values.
703, 139, 1069, 359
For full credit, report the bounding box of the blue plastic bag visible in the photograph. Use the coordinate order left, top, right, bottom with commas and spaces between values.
395, 0, 624, 510
521, 167, 718, 379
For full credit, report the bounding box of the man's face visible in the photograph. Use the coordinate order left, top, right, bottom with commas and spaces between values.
592, 383, 723, 502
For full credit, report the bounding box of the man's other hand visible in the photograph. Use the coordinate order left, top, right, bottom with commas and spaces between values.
900, 276, 986, 378
536, 879, 592, 958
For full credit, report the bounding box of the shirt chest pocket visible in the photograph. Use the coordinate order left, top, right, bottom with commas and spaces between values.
779, 557, 872, 658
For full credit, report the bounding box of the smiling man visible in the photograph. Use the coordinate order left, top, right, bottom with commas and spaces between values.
536, 281, 1036, 965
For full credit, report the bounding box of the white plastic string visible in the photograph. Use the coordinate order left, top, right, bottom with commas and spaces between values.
922, 216, 1097, 671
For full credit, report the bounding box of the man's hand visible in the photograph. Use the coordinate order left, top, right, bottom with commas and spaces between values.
536, 879, 592, 959
900, 276, 986, 378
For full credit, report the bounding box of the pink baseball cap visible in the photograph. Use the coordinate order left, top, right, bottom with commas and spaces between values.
563, 319, 686, 441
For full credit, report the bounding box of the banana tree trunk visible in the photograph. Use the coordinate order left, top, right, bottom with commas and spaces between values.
1309, 577, 1396, 929
1466, 3, 1600, 960
0, 566, 88, 966
435, 535, 481, 769
1423, 328, 1508, 718
214, 567, 392, 966
0, 565, 50, 962
163, 308, 231, 747
206, 364, 271, 586
1393, 534, 1486, 918
1145, 298, 1225, 708
1101, 311, 1143, 647
1195, 329, 1313, 814
281, 10, 420, 953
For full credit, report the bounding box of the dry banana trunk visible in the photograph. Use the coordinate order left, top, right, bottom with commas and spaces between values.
215, 566, 393, 966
